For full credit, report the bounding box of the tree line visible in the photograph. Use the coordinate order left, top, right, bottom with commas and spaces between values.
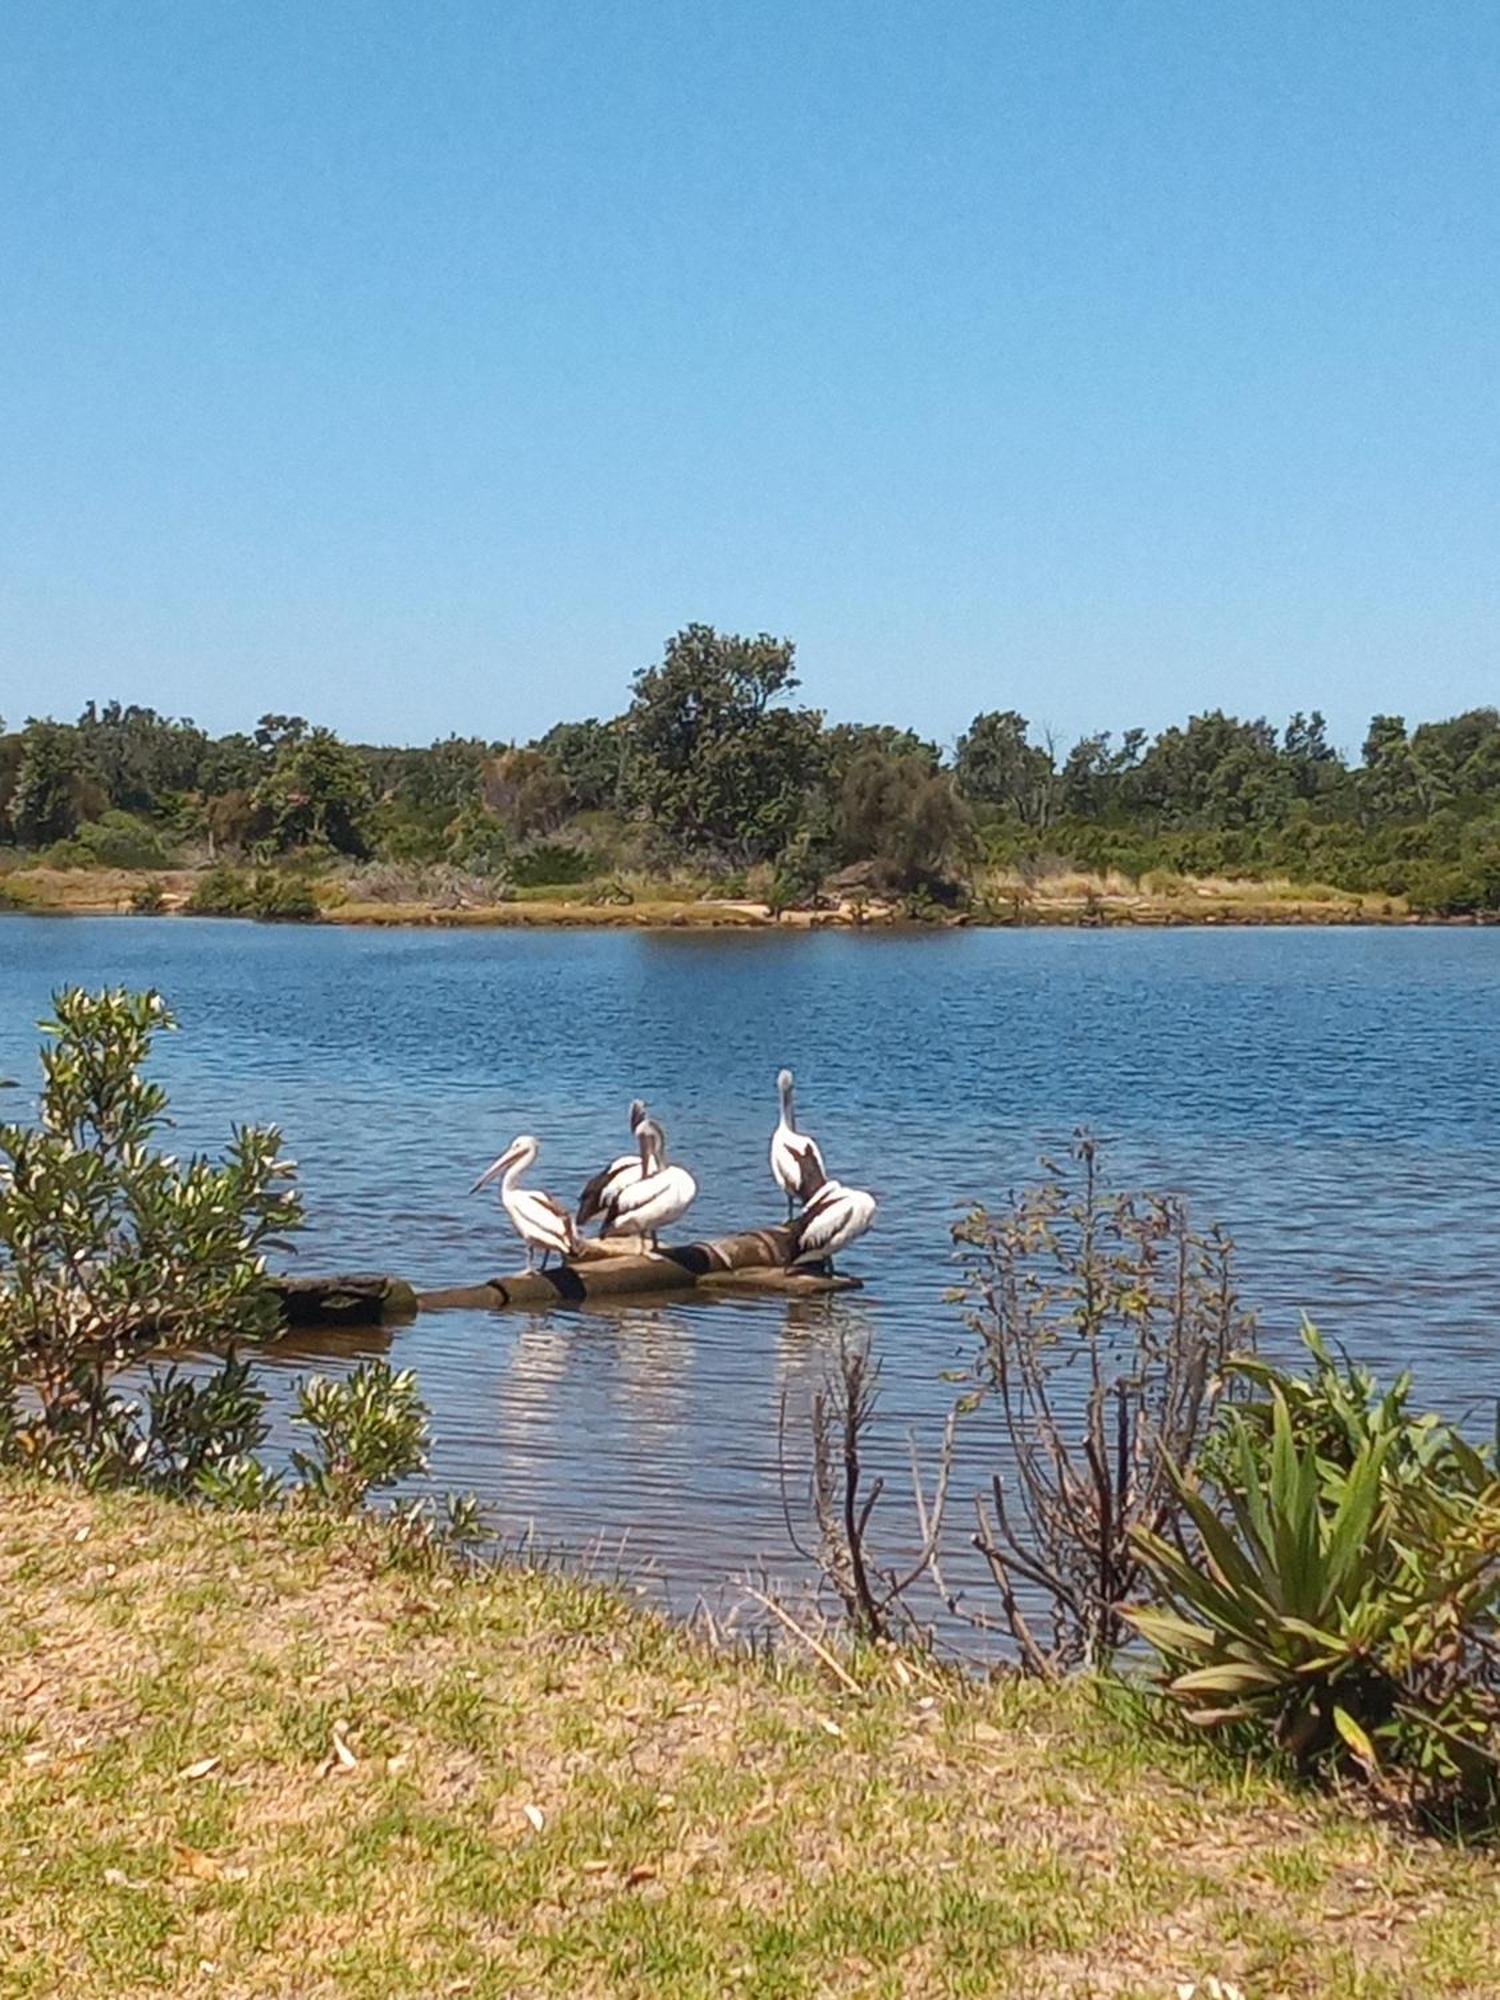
2, 623, 1498, 912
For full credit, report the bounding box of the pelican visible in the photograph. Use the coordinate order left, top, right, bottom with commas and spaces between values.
577, 1097, 650, 1228
770, 1068, 826, 1217
472, 1135, 580, 1273
599, 1116, 697, 1252
786, 1172, 877, 1274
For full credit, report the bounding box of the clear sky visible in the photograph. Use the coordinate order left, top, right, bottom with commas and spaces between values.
1, 2, 1496, 755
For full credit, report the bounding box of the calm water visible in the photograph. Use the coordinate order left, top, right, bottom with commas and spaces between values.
3, 917, 1499, 1621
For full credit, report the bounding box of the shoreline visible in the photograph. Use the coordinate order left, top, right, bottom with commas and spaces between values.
2, 863, 1482, 929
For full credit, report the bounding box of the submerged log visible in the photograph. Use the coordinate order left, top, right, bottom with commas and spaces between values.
419, 1222, 861, 1311
270, 1273, 421, 1327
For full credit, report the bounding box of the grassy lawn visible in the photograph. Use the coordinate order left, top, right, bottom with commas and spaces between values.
2, 1480, 1497, 1997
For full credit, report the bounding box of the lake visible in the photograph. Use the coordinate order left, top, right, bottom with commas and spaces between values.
3, 916, 1498, 1628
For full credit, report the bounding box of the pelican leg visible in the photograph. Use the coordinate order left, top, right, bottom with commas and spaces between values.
786, 1194, 795, 1221
525, 1244, 537, 1275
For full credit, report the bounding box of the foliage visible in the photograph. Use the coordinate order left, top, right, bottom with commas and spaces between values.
509, 839, 599, 888
8, 673, 1500, 915
624, 624, 826, 864
9, 719, 104, 845
257, 726, 373, 856
954, 710, 1058, 827
1132, 1323, 1500, 1824
0, 988, 303, 1479
186, 864, 319, 920
442, 807, 514, 882
129, 877, 167, 913
45, 809, 175, 871
290, 1360, 430, 1514
482, 746, 573, 837
950, 1134, 1252, 1672
835, 746, 972, 896
71, 1350, 274, 1497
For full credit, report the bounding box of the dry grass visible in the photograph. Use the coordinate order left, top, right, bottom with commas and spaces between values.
979, 865, 1405, 925
1, 1478, 1496, 1998
1, 862, 1417, 928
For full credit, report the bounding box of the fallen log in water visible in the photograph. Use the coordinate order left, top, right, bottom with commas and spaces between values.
420, 1224, 861, 1311
270, 1274, 421, 1326
272, 1225, 859, 1326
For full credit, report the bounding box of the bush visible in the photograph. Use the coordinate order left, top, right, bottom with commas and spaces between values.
291, 1361, 429, 1514
509, 841, 598, 888
1131, 1324, 1500, 1825
129, 878, 167, 913
347, 862, 507, 908
0, 988, 303, 1479
43, 810, 175, 871
950, 1133, 1253, 1671
186, 864, 318, 921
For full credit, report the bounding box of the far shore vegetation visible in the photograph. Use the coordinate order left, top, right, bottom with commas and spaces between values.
6, 989, 1500, 1991
4, 625, 1500, 926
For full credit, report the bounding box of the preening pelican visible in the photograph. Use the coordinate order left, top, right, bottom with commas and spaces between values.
472, 1135, 580, 1273
770, 1068, 826, 1217
600, 1117, 698, 1251
577, 1097, 649, 1227
786, 1174, 877, 1273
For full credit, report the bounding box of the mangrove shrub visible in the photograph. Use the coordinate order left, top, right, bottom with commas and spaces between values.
0, 987, 303, 1478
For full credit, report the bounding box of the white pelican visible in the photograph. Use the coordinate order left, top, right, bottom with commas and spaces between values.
472, 1135, 580, 1273
577, 1097, 649, 1228
786, 1173, 877, 1274
770, 1068, 826, 1217
600, 1117, 698, 1252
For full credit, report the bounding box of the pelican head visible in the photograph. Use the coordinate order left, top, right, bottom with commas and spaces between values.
628, 1098, 648, 1130
777, 1067, 794, 1096
472, 1133, 538, 1193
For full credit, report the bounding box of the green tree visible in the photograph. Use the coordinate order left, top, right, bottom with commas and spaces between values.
954, 711, 1057, 827
75, 701, 209, 815
10, 721, 103, 846
535, 718, 628, 812
625, 625, 825, 863
258, 727, 373, 856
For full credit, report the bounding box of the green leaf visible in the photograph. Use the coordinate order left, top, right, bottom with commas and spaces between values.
1332, 1705, 1378, 1770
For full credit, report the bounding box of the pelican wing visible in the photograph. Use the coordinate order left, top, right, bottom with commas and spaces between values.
772, 1126, 827, 1201
603, 1165, 697, 1238
789, 1181, 875, 1263
577, 1150, 638, 1224
513, 1188, 579, 1257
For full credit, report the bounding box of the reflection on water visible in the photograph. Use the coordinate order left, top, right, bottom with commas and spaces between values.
3, 917, 1500, 1618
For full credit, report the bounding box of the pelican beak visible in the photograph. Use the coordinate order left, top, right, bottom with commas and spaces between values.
472, 1143, 521, 1192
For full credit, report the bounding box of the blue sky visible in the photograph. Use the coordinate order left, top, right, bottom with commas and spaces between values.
1, 1, 1495, 754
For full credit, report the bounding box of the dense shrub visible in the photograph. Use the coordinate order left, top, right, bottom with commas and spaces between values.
0, 988, 303, 1479
509, 841, 599, 888
186, 864, 318, 921
1131, 1324, 1500, 1826
44, 810, 175, 871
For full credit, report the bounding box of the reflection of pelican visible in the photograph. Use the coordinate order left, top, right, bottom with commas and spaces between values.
577, 1098, 649, 1228
600, 1118, 697, 1251
786, 1166, 876, 1274
770, 1068, 826, 1217
472, 1136, 580, 1272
